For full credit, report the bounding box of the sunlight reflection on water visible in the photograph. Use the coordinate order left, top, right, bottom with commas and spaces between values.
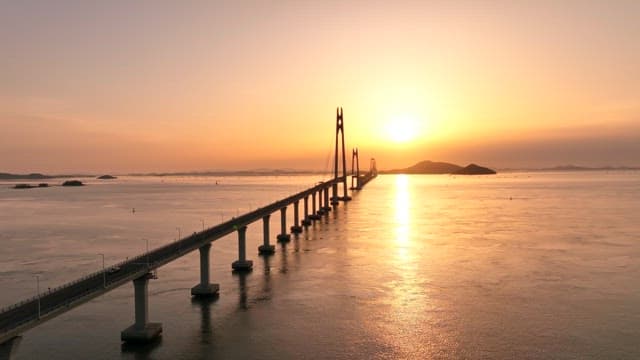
393, 174, 411, 250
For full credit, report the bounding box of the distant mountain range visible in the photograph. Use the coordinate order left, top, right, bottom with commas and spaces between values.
127, 169, 322, 177
500, 165, 640, 172
0, 169, 322, 180
0, 173, 92, 180
0, 173, 53, 180
381, 161, 496, 175
2, 164, 638, 180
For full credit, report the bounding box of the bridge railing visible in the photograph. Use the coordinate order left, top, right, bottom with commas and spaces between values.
0, 274, 119, 332
0, 252, 148, 317
1, 227, 221, 316
0, 269, 102, 315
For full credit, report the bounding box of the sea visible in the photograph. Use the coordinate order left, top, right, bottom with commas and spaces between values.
1, 172, 639, 359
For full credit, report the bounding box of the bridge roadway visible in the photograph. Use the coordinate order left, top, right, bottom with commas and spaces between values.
355, 171, 377, 189
0, 177, 345, 345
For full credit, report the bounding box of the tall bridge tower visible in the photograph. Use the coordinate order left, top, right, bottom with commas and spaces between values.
333, 107, 351, 202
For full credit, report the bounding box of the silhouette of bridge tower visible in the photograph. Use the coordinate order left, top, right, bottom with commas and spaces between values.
350, 148, 359, 190
333, 107, 352, 203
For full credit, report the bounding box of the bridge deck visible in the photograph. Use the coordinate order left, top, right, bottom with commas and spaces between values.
0, 177, 345, 344
351, 171, 377, 190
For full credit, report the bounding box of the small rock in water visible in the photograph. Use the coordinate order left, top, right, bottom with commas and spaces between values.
97, 175, 117, 180
13, 184, 35, 189
62, 180, 84, 186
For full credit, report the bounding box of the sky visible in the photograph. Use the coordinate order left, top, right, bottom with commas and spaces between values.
1, 0, 639, 173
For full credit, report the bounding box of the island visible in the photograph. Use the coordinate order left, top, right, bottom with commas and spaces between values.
453, 164, 496, 175
12, 183, 50, 189
381, 160, 497, 175
62, 180, 84, 186
97, 175, 117, 180
383, 161, 463, 174
13, 184, 35, 189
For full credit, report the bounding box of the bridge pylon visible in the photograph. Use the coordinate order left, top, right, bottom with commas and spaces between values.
350, 148, 360, 190
332, 107, 351, 203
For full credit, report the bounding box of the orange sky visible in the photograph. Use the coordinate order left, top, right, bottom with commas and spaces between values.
1, 1, 639, 173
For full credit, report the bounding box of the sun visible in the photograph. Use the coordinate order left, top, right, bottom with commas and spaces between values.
387, 115, 420, 143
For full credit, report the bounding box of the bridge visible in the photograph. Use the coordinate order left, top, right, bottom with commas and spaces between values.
0, 107, 377, 359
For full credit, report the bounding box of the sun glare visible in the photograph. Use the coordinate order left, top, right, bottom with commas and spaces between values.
387, 115, 420, 143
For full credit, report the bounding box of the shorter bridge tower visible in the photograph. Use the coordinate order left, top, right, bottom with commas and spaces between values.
350, 148, 360, 190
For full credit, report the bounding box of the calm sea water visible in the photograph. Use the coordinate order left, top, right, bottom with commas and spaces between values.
1, 172, 639, 359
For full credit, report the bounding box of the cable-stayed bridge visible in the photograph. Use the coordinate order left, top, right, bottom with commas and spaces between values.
0, 108, 377, 359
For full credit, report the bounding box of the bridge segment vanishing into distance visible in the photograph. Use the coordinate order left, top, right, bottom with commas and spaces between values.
0, 108, 377, 360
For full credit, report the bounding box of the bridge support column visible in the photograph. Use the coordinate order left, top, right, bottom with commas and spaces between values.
309, 191, 320, 220
302, 196, 311, 226
331, 183, 339, 205
322, 187, 331, 213
258, 215, 275, 254
232, 226, 253, 271
277, 207, 291, 242
191, 243, 219, 297
317, 188, 325, 215
291, 200, 302, 233
312, 191, 317, 213
121, 273, 162, 343
0, 336, 22, 360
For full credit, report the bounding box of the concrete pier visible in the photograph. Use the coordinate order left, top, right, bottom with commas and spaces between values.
318, 190, 324, 212
291, 200, 303, 233
312, 191, 317, 213
309, 191, 320, 220
258, 215, 275, 254
322, 186, 332, 213
276, 207, 291, 242
302, 195, 311, 226
331, 183, 339, 205
121, 273, 162, 343
317, 188, 326, 215
0, 336, 21, 360
191, 243, 220, 297
232, 226, 253, 271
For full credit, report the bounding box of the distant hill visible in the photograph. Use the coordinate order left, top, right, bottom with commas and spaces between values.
381, 160, 496, 175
